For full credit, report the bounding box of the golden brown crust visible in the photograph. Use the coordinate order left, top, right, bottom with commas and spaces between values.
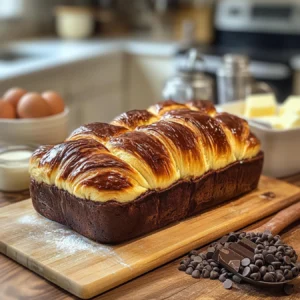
29, 100, 261, 203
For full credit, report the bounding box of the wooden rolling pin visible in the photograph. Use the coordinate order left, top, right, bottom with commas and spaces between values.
250, 201, 300, 235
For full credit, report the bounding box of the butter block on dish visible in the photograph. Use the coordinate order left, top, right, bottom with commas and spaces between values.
279, 96, 300, 116
244, 93, 277, 118
279, 113, 300, 129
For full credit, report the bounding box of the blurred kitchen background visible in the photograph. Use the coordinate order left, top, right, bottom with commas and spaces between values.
0, 0, 300, 131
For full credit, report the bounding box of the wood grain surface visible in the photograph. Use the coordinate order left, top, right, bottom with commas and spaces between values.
0, 174, 300, 300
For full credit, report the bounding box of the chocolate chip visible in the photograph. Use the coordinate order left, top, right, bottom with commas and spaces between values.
202, 269, 210, 278
254, 248, 262, 254
178, 264, 186, 271
267, 265, 275, 272
263, 272, 275, 282
221, 268, 227, 274
250, 264, 259, 273
210, 270, 219, 279
196, 264, 203, 271
189, 250, 198, 256
292, 267, 299, 277
199, 253, 207, 260
277, 273, 285, 282
191, 269, 200, 278
284, 270, 293, 280
180, 258, 191, 265
193, 256, 203, 263
254, 254, 264, 261
203, 260, 209, 266
281, 265, 292, 270
219, 273, 227, 282
283, 256, 291, 265
284, 284, 294, 295
205, 265, 212, 272
190, 255, 196, 260
250, 272, 261, 281
268, 246, 277, 253
228, 234, 237, 243
241, 258, 251, 267
242, 266, 251, 277
186, 267, 194, 275
255, 259, 264, 268
213, 267, 220, 273
291, 256, 297, 263
210, 262, 218, 267
191, 261, 198, 268
232, 275, 242, 283
260, 266, 267, 276
223, 279, 233, 289
265, 254, 276, 264
271, 261, 281, 269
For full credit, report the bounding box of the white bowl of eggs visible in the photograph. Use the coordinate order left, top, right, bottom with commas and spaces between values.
0, 87, 69, 145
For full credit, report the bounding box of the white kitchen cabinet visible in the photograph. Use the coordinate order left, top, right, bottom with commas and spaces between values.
125, 54, 174, 110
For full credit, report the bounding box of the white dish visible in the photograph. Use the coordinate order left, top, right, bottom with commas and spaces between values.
0, 107, 69, 145
217, 101, 300, 178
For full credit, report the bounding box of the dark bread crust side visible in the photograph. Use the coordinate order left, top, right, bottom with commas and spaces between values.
30, 152, 263, 244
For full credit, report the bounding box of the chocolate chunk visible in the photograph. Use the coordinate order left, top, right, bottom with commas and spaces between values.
210, 270, 219, 279
238, 238, 256, 252
265, 254, 276, 264
283, 256, 291, 265
284, 284, 294, 295
255, 259, 264, 268
219, 273, 227, 282
250, 272, 261, 281
186, 267, 194, 275
242, 266, 251, 277
241, 258, 251, 267
216, 248, 243, 272
232, 275, 242, 283
260, 266, 267, 276
206, 247, 216, 259
263, 272, 275, 282
229, 243, 255, 261
223, 279, 233, 289
192, 269, 201, 278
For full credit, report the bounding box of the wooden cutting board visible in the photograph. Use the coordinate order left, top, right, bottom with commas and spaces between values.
0, 176, 300, 299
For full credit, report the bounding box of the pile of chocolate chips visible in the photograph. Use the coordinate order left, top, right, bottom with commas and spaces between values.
178, 231, 299, 294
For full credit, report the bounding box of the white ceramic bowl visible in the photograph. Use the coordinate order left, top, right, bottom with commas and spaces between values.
0, 108, 69, 145
217, 101, 300, 178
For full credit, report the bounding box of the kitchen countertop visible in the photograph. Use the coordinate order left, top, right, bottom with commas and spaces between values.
1, 173, 300, 300
0, 37, 179, 82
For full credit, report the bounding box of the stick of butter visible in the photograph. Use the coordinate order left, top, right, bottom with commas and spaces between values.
279, 96, 300, 116
279, 112, 300, 129
244, 93, 277, 118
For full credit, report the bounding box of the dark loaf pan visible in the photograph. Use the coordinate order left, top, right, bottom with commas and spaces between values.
30, 152, 264, 244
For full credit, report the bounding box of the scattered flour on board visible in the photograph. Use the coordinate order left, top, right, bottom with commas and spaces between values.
17, 214, 131, 268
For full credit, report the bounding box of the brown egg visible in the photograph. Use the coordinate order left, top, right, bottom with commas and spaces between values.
17, 93, 52, 118
42, 91, 65, 115
3, 87, 27, 109
0, 100, 16, 118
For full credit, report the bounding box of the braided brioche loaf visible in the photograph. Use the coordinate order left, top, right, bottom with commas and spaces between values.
30, 100, 263, 243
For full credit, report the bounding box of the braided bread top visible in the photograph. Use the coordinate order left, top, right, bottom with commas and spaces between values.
29, 100, 260, 203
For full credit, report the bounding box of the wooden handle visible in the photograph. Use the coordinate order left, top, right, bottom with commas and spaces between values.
251, 201, 300, 235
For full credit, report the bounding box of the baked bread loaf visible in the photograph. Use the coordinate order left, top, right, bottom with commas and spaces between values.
29, 100, 263, 243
